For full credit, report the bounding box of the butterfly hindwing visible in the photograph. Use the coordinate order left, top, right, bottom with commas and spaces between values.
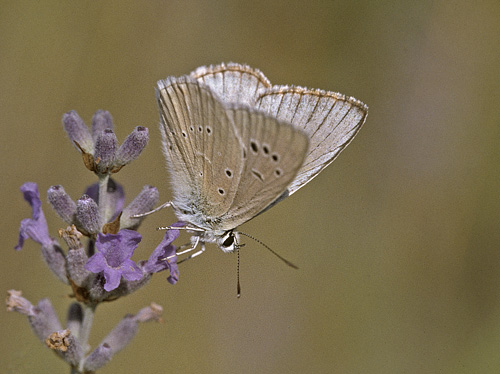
219, 106, 309, 230
191, 62, 271, 107
256, 85, 368, 195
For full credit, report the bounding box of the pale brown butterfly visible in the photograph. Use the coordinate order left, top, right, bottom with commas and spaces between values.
156, 63, 368, 259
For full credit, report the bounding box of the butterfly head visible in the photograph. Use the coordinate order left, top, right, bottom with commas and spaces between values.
216, 230, 243, 253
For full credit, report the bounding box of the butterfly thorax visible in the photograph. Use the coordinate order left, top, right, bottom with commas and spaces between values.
172, 197, 225, 230
172, 199, 240, 253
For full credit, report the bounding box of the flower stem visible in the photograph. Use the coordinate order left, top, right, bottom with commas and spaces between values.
98, 174, 111, 225
78, 304, 96, 372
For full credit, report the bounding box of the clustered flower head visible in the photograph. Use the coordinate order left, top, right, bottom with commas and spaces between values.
8, 110, 181, 373
62, 110, 149, 175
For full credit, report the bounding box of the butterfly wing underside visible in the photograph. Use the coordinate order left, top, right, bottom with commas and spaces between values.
256, 86, 368, 195
219, 106, 309, 230
191, 62, 271, 106
157, 77, 245, 224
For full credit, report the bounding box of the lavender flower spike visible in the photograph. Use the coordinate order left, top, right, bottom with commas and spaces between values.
85, 230, 143, 291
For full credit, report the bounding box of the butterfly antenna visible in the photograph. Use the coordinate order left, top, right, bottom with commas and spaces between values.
238, 231, 299, 269
237, 249, 241, 298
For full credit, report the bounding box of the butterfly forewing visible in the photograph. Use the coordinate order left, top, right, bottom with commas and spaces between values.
157, 77, 245, 224
191, 63, 271, 107
219, 106, 309, 230
256, 86, 368, 195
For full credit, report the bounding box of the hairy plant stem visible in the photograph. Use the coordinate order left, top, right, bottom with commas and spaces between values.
98, 174, 111, 225
77, 304, 96, 373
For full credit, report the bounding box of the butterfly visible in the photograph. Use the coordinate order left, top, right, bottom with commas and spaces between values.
156, 62, 368, 257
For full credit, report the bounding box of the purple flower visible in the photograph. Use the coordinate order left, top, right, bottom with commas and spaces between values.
144, 223, 182, 284
85, 230, 143, 291
15, 182, 52, 250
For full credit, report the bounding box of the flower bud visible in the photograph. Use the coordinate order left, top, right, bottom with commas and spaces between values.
62, 111, 93, 153
47, 185, 76, 224
115, 126, 149, 167
91, 110, 114, 142
76, 194, 100, 235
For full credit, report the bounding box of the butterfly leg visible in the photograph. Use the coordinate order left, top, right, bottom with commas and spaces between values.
131, 201, 172, 218
177, 243, 206, 264
175, 236, 200, 256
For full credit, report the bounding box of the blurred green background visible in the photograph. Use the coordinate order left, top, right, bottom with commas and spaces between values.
2, 1, 500, 373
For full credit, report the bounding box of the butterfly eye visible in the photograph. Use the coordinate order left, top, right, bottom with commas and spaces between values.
222, 234, 234, 248
222, 232, 234, 248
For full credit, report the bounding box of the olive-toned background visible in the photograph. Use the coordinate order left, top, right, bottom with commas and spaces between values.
2, 1, 500, 373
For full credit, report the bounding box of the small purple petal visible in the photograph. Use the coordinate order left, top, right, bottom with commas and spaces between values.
84, 251, 106, 273
119, 259, 143, 282
85, 230, 143, 291
15, 182, 51, 250
145, 222, 182, 284
20, 182, 42, 219
101, 268, 122, 292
